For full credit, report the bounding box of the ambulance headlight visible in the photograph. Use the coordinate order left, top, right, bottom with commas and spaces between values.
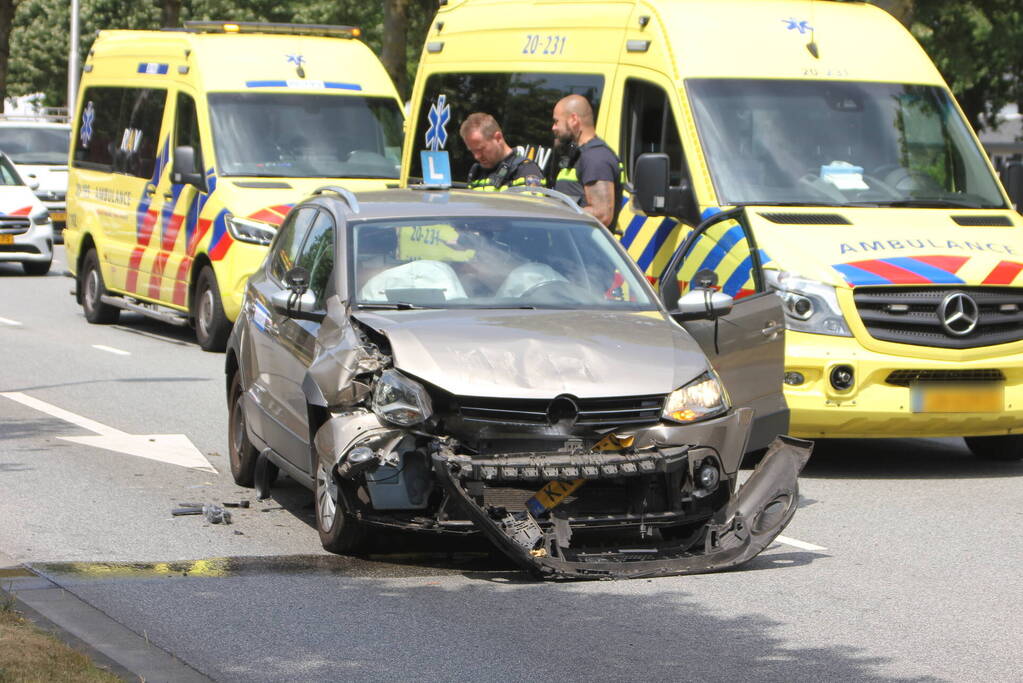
372, 370, 433, 426
765, 270, 852, 337
663, 372, 729, 423
225, 214, 275, 246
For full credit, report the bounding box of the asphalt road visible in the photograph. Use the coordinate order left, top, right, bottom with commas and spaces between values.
2, 249, 1021, 682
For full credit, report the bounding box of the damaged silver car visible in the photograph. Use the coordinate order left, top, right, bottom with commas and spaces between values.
225, 186, 812, 579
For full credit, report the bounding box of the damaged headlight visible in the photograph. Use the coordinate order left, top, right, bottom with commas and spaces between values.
663, 372, 729, 423
765, 270, 852, 337
225, 214, 275, 246
372, 369, 433, 426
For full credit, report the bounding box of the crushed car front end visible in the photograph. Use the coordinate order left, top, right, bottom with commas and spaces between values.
309, 310, 812, 580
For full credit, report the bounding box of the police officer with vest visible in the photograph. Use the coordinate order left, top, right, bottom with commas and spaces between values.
460, 113, 544, 191
551, 94, 624, 232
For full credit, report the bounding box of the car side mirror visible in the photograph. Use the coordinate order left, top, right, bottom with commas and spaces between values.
671, 288, 734, 322
633, 153, 670, 215
172, 145, 207, 193
269, 267, 325, 322
27, 179, 40, 191
1004, 161, 1023, 213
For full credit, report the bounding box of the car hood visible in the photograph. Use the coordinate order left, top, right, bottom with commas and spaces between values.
17, 164, 68, 195
0, 186, 45, 217
352, 308, 709, 399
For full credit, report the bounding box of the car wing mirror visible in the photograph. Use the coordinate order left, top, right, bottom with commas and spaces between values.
671, 288, 734, 322
27, 179, 40, 191
270, 267, 325, 322
171, 145, 207, 193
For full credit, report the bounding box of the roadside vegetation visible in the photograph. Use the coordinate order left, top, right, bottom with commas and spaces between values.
0, 594, 120, 683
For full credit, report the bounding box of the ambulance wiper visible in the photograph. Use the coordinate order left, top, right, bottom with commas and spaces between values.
742, 201, 844, 207
877, 199, 985, 209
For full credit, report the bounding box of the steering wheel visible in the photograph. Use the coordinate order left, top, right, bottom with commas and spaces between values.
519, 279, 589, 303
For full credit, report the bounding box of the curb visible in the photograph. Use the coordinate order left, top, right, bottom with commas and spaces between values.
0, 553, 212, 683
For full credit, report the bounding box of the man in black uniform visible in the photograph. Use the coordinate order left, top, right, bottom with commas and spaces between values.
459, 112, 544, 191
551, 94, 624, 231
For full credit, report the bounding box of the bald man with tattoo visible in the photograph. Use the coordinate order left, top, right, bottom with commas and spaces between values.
551, 94, 624, 231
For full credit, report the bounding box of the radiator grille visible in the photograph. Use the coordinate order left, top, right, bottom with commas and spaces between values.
885, 369, 1006, 386
853, 287, 1023, 349
456, 394, 665, 429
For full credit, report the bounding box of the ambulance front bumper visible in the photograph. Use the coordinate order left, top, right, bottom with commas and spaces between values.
784, 331, 1023, 439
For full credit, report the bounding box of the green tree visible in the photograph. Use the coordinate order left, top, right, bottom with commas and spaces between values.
0, 0, 25, 109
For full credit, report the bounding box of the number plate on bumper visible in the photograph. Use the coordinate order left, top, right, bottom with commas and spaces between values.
910, 382, 1003, 413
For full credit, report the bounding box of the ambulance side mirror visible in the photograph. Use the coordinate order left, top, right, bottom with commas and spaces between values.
172, 146, 207, 193
1004, 161, 1023, 214
633, 153, 670, 215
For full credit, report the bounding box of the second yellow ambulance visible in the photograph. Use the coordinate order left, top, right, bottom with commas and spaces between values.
66, 22, 404, 350
402, 0, 1023, 459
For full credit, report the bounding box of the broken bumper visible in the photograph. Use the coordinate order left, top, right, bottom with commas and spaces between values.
433, 435, 813, 579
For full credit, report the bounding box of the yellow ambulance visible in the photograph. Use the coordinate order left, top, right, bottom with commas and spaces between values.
402, 0, 1023, 459
66, 22, 404, 350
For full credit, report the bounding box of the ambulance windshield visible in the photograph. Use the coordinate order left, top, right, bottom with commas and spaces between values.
208, 92, 403, 179
688, 79, 1006, 209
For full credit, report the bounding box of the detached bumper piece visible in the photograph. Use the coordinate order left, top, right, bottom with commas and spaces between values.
433, 435, 813, 580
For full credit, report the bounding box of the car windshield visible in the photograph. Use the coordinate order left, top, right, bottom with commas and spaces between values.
0, 156, 24, 185
351, 216, 656, 310
688, 79, 1006, 209
0, 126, 70, 165
208, 92, 403, 178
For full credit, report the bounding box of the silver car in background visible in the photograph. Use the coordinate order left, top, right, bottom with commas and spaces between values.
225, 187, 811, 579
0, 118, 70, 242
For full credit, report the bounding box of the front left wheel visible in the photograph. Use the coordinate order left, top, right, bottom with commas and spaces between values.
964, 435, 1023, 461
228, 372, 259, 486
194, 265, 231, 352
316, 464, 368, 554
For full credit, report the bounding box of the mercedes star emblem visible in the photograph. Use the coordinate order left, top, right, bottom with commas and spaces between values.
938, 292, 979, 336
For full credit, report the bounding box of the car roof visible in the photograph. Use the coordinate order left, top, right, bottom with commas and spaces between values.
310, 187, 595, 223
0, 121, 71, 130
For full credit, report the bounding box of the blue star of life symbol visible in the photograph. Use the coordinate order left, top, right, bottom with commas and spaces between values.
782, 18, 813, 34
425, 94, 450, 152
80, 101, 95, 148
286, 54, 305, 67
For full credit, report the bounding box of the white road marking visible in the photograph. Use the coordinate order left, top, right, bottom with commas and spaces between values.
0, 316, 23, 326
92, 344, 131, 356
775, 535, 827, 551
0, 391, 217, 473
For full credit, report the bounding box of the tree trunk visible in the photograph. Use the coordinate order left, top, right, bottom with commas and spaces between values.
382, 0, 410, 99
0, 0, 17, 112
161, 0, 180, 28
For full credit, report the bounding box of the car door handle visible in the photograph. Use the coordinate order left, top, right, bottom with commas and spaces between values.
143, 184, 157, 196
761, 320, 783, 337
163, 191, 175, 200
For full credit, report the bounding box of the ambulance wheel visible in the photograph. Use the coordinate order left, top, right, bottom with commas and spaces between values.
80, 249, 120, 324
228, 372, 258, 486
194, 265, 230, 352
22, 258, 51, 276
316, 464, 367, 554
964, 435, 1023, 461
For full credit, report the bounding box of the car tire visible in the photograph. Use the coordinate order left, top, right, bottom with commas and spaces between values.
316, 464, 368, 554
194, 265, 230, 352
228, 372, 259, 486
22, 258, 52, 276
80, 249, 120, 324
964, 435, 1023, 461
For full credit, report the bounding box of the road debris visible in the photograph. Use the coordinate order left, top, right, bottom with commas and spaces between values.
171, 502, 233, 524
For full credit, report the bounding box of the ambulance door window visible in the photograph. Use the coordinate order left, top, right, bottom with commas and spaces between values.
620, 79, 696, 222
175, 92, 203, 175
120, 88, 167, 179
74, 87, 129, 171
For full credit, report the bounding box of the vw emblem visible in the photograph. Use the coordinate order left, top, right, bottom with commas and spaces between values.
546, 395, 579, 427
938, 292, 979, 336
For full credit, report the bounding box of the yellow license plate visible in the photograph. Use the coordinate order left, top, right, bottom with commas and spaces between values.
911, 383, 1004, 413
526, 479, 584, 516
50, 212, 66, 222
0, 234, 12, 245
